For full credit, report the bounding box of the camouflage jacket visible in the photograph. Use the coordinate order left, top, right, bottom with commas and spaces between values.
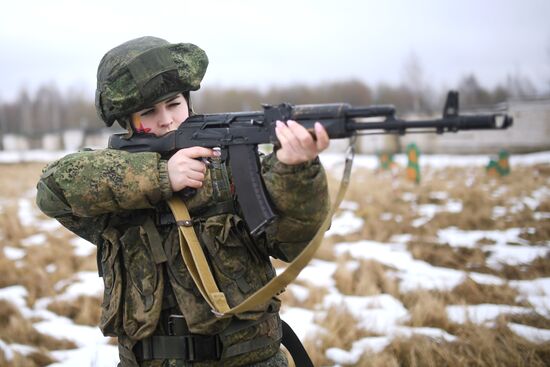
36, 149, 329, 366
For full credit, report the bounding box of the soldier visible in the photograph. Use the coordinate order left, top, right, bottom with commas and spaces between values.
36, 36, 330, 366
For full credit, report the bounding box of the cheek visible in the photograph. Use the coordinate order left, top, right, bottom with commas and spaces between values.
172, 108, 189, 128
137, 116, 157, 130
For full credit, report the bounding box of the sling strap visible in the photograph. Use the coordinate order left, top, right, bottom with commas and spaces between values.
166, 198, 232, 315
282, 320, 313, 367
166, 142, 355, 317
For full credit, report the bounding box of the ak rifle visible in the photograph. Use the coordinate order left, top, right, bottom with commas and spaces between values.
109, 91, 513, 235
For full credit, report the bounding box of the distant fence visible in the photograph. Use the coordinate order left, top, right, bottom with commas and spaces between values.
1, 129, 115, 151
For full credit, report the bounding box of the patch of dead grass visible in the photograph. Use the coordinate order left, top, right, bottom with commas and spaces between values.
0, 300, 77, 351
519, 221, 550, 244
490, 253, 550, 280
400, 278, 529, 335
279, 282, 327, 310
401, 290, 453, 331
449, 278, 524, 306
368, 320, 550, 367
505, 312, 550, 330
313, 237, 338, 262
0, 349, 57, 367
333, 256, 399, 297
47, 295, 101, 326
408, 241, 487, 272
304, 305, 379, 366
408, 239, 550, 280
0, 232, 96, 306
402, 277, 525, 311
0, 204, 30, 246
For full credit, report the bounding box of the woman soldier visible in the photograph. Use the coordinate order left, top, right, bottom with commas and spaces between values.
36, 36, 329, 366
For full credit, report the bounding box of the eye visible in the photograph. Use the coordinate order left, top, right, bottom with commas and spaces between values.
168, 102, 181, 108
140, 108, 155, 116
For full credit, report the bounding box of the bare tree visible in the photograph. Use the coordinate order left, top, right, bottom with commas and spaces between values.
17, 89, 33, 136
458, 74, 493, 107
544, 37, 550, 94
505, 72, 537, 99
401, 52, 435, 114
0, 95, 5, 150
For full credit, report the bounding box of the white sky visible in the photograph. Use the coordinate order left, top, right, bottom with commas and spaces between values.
0, 0, 549, 102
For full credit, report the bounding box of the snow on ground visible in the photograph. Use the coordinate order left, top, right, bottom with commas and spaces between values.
437, 227, 550, 268
446, 304, 532, 324
319, 150, 550, 172
0, 151, 549, 366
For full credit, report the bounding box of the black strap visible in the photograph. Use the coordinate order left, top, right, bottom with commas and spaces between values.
135, 313, 281, 362
136, 334, 221, 362
281, 320, 314, 367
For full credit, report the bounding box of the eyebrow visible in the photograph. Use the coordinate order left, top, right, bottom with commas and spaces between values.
140, 95, 181, 111
164, 95, 180, 103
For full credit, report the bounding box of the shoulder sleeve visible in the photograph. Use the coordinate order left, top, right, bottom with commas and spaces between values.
36, 149, 172, 218
260, 153, 330, 261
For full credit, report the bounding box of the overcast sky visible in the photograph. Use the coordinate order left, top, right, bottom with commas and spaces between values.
0, 0, 549, 102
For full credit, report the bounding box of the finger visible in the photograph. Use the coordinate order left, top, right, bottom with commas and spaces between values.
276, 120, 302, 154
184, 178, 203, 189
314, 122, 330, 151
287, 120, 316, 151
186, 170, 205, 182
180, 147, 219, 159
177, 158, 206, 173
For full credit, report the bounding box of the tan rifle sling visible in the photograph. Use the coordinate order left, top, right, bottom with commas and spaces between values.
166, 146, 355, 318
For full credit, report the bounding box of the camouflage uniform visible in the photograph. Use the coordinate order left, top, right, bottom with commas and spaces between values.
36, 147, 328, 366
36, 36, 329, 366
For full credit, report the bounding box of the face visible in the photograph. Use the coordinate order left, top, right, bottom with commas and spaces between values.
131, 93, 189, 136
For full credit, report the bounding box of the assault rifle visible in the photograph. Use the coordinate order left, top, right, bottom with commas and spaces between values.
109, 91, 512, 235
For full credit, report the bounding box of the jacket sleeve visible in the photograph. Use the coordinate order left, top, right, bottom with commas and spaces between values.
35, 149, 173, 243
260, 153, 330, 262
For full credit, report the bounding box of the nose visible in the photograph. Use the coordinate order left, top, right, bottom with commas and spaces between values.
157, 107, 173, 128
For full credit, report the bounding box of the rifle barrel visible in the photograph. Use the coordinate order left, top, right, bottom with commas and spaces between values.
347, 113, 512, 134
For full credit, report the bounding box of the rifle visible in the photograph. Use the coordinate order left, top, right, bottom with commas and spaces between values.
109, 91, 513, 235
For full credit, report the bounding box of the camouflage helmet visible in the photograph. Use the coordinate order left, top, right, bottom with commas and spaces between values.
95, 36, 208, 127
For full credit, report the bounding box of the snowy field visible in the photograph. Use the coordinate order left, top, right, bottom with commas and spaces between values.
0, 150, 549, 366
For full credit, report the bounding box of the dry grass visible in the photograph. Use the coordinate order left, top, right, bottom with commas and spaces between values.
0, 350, 57, 367
408, 239, 550, 280
407, 241, 488, 272
0, 163, 45, 198
449, 278, 525, 306
401, 290, 453, 331
0, 235, 96, 306
362, 320, 550, 367
506, 312, 550, 329
279, 281, 328, 309
333, 256, 399, 297
304, 305, 380, 366
0, 163, 90, 366
47, 295, 102, 326
0, 300, 76, 353
401, 278, 527, 331
1, 160, 549, 367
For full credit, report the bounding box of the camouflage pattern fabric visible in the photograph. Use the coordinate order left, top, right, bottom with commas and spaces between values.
36, 149, 329, 366
96, 36, 208, 127
138, 349, 287, 367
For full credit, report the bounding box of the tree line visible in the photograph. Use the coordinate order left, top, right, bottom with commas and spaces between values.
0, 72, 539, 138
